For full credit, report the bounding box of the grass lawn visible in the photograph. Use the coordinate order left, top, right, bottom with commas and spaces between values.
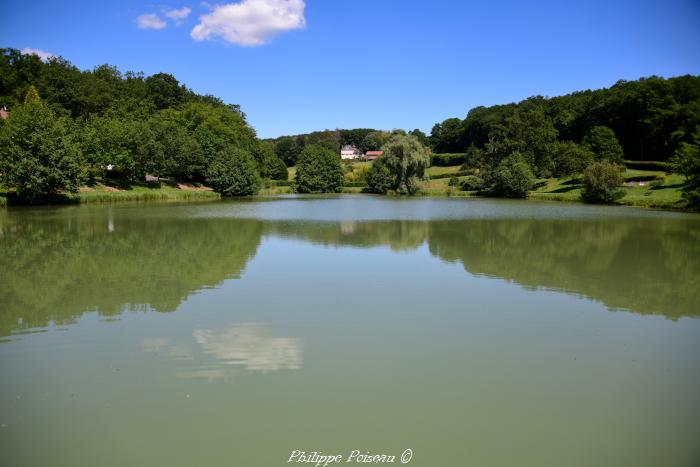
1, 179, 220, 205
414, 164, 689, 209
425, 165, 463, 177
530, 169, 686, 209
78, 181, 220, 203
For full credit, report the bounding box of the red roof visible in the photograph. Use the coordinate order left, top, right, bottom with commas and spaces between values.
365, 151, 383, 155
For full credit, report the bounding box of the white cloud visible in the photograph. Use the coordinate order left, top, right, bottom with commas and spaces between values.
191, 0, 305, 46
165, 6, 192, 24
136, 13, 167, 30
21, 48, 56, 62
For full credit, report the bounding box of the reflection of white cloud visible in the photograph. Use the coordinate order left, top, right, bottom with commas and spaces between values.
193, 323, 302, 371
176, 367, 229, 382
168, 345, 194, 360
143, 338, 193, 360
143, 337, 170, 352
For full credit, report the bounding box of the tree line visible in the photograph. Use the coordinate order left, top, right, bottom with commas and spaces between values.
0, 48, 287, 202
428, 76, 700, 205
429, 75, 700, 161
268, 75, 700, 207
265, 128, 429, 166
1, 47, 698, 207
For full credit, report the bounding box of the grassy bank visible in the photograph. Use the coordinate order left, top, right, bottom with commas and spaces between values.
1, 180, 220, 206
427, 166, 687, 209
267, 163, 689, 210
2, 165, 690, 212
529, 170, 686, 210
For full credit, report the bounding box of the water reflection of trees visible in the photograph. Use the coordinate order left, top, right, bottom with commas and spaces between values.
427, 219, 700, 319
272, 218, 700, 319
1, 209, 698, 338
269, 220, 429, 251
0, 209, 262, 336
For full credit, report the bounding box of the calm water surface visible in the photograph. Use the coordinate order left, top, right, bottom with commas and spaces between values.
1, 196, 699, 467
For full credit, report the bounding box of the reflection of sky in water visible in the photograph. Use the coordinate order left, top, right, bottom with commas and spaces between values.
144, 323, 302, 379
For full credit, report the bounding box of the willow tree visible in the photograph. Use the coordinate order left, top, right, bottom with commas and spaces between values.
367, 134, 431, 195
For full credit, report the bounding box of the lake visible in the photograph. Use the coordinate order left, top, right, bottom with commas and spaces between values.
1, 196, 699, 467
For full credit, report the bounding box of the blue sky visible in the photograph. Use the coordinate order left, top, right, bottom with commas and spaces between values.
3, 0, 700, 138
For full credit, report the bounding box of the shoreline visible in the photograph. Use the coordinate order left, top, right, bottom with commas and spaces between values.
3, 187, 692, 213
0, 183, 220, 207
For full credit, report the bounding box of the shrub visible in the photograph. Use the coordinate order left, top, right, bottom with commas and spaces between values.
206, 149, 261, 196
461, 175, 486, 191
448, 176, 460, 187
492, 153, 535, 198
344, 164, 370, 184
295, 144, 344, 193
670, 130, 700, 210
649, 178, 664, 189
581, 161, 625, 203
681, 178, 700, 210
623, 160, 670, 171
365, 158, 395, 194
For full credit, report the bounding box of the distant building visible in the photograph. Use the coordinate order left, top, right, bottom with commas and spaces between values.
365, 150, 383, 160
0, 105, 9, 120
340, 145, 362, 160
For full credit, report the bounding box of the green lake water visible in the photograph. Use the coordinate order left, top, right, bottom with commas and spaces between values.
1, 195, 699, 467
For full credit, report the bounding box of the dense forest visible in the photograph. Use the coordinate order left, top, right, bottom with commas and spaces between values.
0, 47, 287, 201
429, 75, 700, 161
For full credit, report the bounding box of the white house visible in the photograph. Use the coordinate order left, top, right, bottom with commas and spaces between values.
340, 144, 362, 160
